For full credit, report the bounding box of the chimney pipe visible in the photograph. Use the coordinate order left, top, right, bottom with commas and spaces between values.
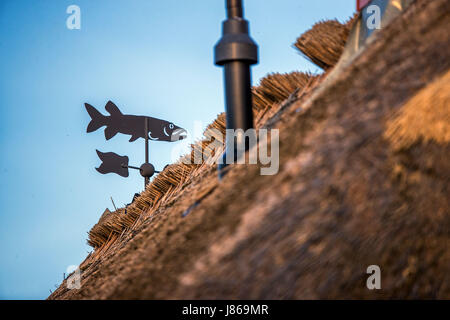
214, 0, 258, 174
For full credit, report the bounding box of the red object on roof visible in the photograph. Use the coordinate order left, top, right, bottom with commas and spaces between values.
357, 0, 372, 11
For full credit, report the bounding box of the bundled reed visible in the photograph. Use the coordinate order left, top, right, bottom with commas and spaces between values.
87, 208, 126, 248
294, 15, 356, 70
252, 72, 316, 112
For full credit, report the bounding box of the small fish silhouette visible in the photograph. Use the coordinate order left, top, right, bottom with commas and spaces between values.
95, 150, 129, 177
85, 101, 187, 142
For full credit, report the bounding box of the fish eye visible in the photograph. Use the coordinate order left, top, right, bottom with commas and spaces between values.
169, 123, 174, 129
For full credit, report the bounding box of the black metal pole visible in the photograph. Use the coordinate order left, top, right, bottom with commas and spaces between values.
122, 164, 141, 170
122, 163, 160, 174
215, 0, 258, 172
224, 61, 254, 131
227, 0, 243, 18
144, 118, 149, 187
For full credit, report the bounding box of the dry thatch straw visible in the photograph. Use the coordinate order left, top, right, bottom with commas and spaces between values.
252, 72, 316, 112
87, 208, 126, 248
385, 70, 450, 150
189, 113, 226, 165
294, 15, 357, 70
87, 161, 194, 249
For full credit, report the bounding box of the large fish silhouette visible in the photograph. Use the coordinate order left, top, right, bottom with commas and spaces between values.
95, 150, 129, 177
85, 101, 187, 142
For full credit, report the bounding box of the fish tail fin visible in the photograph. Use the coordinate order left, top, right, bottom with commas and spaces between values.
95, 150, 107, 174
95, 149, 105, 160
85, 103, 106, 133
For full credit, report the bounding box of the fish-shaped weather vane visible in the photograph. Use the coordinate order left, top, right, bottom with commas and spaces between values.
85, 101, 187, 142
85, 100, 187, 187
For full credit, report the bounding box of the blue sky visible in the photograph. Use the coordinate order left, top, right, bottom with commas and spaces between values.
0, 0, 354, 299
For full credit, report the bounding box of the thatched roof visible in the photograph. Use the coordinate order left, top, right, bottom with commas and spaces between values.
252, 72, 318, 111
293, 15, 357, 70
50, 0, 449, 300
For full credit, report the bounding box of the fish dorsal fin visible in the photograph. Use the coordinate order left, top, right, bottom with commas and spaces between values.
105, 101, 123, 117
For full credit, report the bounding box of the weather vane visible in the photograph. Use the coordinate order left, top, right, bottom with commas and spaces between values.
84, 100, 187, 187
